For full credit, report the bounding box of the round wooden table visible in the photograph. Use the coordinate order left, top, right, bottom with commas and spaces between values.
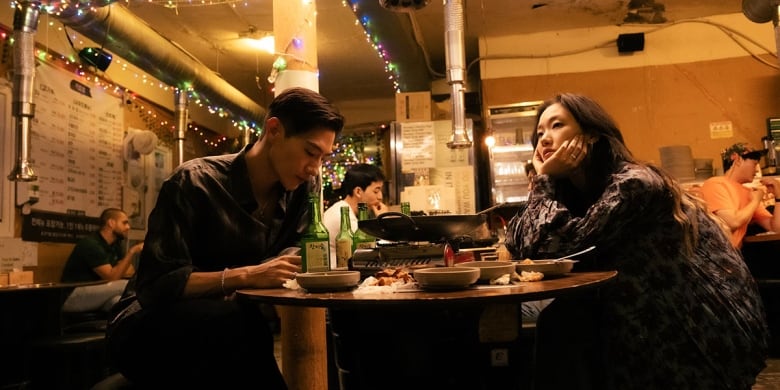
743, 232, 780, 244
238, 271, 617, 390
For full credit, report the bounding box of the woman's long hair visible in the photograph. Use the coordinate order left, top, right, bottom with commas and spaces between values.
531, 93, 707, 254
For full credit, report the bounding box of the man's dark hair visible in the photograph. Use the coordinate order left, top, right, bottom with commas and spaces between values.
100, 208, 125, 227
722, 142, 766, 171
340, 163, 385, 198
265, 87, 344, 138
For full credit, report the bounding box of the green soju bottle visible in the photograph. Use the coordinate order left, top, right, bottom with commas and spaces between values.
401, 202, 411, 215
352, 202, 377, 250
334, 206, 354, 270
301, 191, 331, 273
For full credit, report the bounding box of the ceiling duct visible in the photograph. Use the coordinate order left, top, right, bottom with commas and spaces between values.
378, 0, 470, 149
54, 2, 266, 125
443, 0, 470, 149
742, 0, 780, 62
7, 1, 41, 182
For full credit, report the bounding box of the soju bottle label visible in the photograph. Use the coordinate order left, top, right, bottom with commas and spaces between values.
335, 237, 353, 270
303, 241, 330, 272
355, 240, 376, 249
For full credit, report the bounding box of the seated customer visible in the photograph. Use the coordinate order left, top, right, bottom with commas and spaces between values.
700, 142, 780, 248
106, 87, 343, 388
322, 163, 388, 254
506, 93, 768, 389
60, 208, 144, 313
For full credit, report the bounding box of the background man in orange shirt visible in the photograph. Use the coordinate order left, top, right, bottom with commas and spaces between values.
700, 143, 780, 248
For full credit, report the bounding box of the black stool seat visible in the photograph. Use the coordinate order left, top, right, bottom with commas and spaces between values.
91, 373, 134, 390
61, 310, 110, 334
27, 333, 108, 390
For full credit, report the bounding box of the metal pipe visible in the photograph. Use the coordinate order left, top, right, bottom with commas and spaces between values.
53, 3, 266, 125
443, 0, 471, 149
7, 1, 41, 182
174, 89, 188, 167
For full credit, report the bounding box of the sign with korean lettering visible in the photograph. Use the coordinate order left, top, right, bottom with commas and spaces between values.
400, 121, 436, 170
21, 210, 101, 243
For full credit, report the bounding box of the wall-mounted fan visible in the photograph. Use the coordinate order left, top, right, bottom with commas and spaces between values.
743, 0, 780, 61
123, 130, 159, 161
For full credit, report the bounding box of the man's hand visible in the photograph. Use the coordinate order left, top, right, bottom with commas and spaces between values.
760, 177, 780, 198
130, 242, 144, 255
244, 255, 302, 289
371, 201, 389, 216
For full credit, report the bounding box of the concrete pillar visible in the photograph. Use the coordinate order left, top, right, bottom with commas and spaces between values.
272, 2, 328, 390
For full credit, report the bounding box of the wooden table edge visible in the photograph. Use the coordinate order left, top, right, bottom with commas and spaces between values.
237, 270, 618, 308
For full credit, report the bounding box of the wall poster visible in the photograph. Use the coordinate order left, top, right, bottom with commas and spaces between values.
26, 60, 125, 217
0, 83, 14, 238
400, 121, 436, 170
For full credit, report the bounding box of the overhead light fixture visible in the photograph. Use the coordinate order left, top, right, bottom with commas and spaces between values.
78, 47, 113, 71
239, 26, 275, 54
244, 35, 275, 54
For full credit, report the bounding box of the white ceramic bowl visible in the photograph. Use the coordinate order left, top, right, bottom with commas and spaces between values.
413, 267, 480, 290
455, 261, 515, 282
515, 260, 577, 276
295, 270, 361, 292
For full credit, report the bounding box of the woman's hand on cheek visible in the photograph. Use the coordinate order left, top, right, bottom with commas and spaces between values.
537, 138, 584, 178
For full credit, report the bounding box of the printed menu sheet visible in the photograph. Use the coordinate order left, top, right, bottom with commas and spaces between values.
29, 61, 124, 216
400, 121, 435, 170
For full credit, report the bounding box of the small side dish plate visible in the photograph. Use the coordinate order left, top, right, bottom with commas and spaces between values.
413, 267, 480, 290
295, 271, 361, 292
515, 260, 578, 276
455, 261, 515, 282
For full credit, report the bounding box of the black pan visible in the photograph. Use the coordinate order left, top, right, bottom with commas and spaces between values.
358, 212, 487, 242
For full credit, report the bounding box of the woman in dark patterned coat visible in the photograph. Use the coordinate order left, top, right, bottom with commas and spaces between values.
505, 93, 768, 390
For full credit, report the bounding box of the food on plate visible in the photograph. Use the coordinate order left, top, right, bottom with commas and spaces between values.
490, 273, 512, 285
515, 270, 544, 282
491, 270, 544, 284
360, 268, 415, 287
520, 258, 534, 265
354, 268, 417, 294
373, 268, 414, 285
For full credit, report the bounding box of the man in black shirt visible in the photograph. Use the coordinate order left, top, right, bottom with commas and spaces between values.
107, 87, 344, 388
61, 208, 143, 312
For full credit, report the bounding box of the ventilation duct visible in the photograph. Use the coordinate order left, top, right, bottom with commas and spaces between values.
54, 2, 266, 124
443, 0, 471, 149
174, 89, 188, 166
7, 1, 40, 182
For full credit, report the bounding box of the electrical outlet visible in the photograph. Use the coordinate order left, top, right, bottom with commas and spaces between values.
490, 348, 510, 367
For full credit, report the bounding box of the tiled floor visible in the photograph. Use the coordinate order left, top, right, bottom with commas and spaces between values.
273, 336, 780, 389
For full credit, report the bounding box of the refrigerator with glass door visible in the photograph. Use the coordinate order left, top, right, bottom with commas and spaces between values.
484, 101, 542, 205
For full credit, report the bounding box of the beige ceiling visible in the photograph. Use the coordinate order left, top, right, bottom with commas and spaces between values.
6, 0, 748, 124
117, 0, 740, 108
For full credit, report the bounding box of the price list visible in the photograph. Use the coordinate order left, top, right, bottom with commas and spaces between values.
29, 62, 124, 216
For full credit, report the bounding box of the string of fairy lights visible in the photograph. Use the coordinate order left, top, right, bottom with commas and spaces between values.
345, 0, 401, 92
6, 0, 400, 190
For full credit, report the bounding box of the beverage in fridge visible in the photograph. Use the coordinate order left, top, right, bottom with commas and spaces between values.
484, 101, 542, 204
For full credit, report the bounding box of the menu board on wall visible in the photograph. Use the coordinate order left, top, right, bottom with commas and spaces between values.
28, 61, 124, 216
400, 121, 435, 170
